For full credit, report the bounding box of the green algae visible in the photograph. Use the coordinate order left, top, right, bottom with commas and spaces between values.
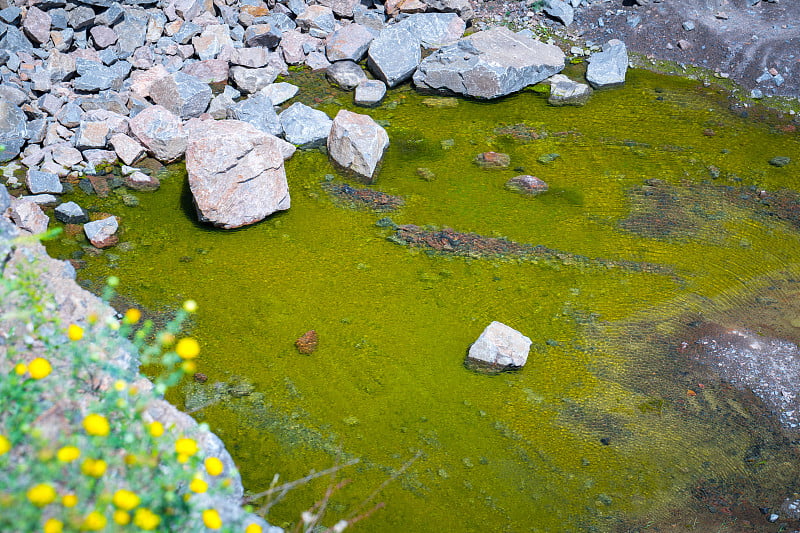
43, 68, 800, 531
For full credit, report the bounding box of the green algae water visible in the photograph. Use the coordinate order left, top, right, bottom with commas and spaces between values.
45, 68, 800, 531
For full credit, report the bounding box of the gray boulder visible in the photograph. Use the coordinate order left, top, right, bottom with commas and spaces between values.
185, 119, 290, 229
129, 105, 187, 163
547, 74, 591, 106
0, 183, 10, 213
230, 65, 280, 93
296, 5, 335, 38
367, 24, 420, 88
543, 0, 574, 27
149, 72, 212, 119
55, 201, 89, 224
413, 27, 565, 99
423, 0, 474, 21
327, 109, 389, 183
0, 100, 28, 162
75, 121, 111, 149
84, 215, 118, 248
73, 58, 128, 92
259, 82, 299, 105
192, 24, 233, 61
26, 170, 63, 195
325, 60, 367, 90
279, 102, 332, 148
465, 321, 531, 373
0, 24, 34, 52
114, 9, 148, 58
396, 13, 465, 49
22, 6, 51, 45
228, 93, 283, 137
354, 79, 386, 107
110, 133, 146, 166
585, 39, 628, 89
317, 0, 359, 18
325, 23, 375, 62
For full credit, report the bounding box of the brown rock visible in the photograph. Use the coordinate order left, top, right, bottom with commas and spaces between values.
474, 152, 510, 169
295, 330, 318, 354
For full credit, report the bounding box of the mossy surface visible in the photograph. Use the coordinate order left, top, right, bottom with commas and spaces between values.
46, 69, 800, 531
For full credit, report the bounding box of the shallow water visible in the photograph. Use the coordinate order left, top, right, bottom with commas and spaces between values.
45, 68, 800, 531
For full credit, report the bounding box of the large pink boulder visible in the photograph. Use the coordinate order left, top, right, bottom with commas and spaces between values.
327, 110, 389, 183
129, 105, 187, 163
185, 119, 290, 229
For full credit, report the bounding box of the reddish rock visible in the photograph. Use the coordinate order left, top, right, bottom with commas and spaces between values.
88, 175, 111, 198
124, 171, 160, 192
295, 330, 318, 354
474, 151, 510, 169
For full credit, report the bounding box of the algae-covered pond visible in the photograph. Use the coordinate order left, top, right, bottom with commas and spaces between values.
46, 68, 800, 531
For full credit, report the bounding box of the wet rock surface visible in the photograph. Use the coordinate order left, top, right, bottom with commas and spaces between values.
322, 179, 404, 211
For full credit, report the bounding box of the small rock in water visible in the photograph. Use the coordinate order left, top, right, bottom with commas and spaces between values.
505, 175, 548, 195
416, 167, 436, 181
295, 330, 319, 354
769, 156, 791, 167
84, 215, 119, 249
474, 152, 510, 169
538, 153, 560, 164
465, 321, 532, 374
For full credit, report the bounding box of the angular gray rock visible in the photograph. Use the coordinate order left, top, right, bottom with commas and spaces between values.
243, 24, 282, 49
465, 321, 531, 372
230, 65, 280, 93
327, 109, 389, 182
192, 24, 233, 60
228, 93, 283, 137
505, 175, 548, 195
114, 9, 148, 58
55, 201, 89, 224
22, 6, 51, 45
51, 144, 83, 167
413, 27, 565, 99
182, 59, 229, 84
317, 0, 358, 18
325, 60, 367, 90
84, 215, 118, 248
423, 0, 474, 21
296, 5, 335, 38
26, 169, 63, 195
279, 102, 332, 148
259, 82, 299, 105
129, 105, 187, 163
90, 26, 118, 48
73, 58, 127, 92
325, 23, 374, 62
124, 170, 160, 191
0, 100, 28, 162
547, 74, 592, 106
543, 0, 574, 27
75, 121, 111, 149
354, 79, 386, 107
396, 13, 465, 49
149, 72, 212, 119
367, 24, 420, 88
585, 39, 628, 89
185, 119, 290, 229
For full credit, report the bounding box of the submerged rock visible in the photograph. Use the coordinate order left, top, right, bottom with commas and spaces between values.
84, 215, 119, 249
465, 321, 532, 373
185, 119, 290, 229
474, 152, 510, 169
413, 27, 565, 99
547, 74, 592, 106
506, 175, 548, 195
295, 330, 318, 354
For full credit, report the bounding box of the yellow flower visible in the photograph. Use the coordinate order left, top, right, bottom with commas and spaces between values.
202, 509, 222, 530
183, 300, 198, 313
26, 483, 57, 507
43, 518, 63, 533
28, 358, 52, 379
81, 511, 107, 531
159, 332, 176, 347
123, 308, 141, 324
189, 477, 208, 494
113, 510, 131, 525
175, 438, 198, 457
113, 489, 140, 511
57, 446, 80, 463
14, 362, 27, 375
0, 435, 10, 456
181, 361, 197, 373
62, 494, 78, 508
245, 524, 263, 533
83, 414, 110, 437
133, 508, 160, 531
148, 421, 164, 438
205, 457, 224, 476
114, 380, 126, 392
175, 338, 200, 360
80, 458, 107, 477
67, 324, 84, 341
